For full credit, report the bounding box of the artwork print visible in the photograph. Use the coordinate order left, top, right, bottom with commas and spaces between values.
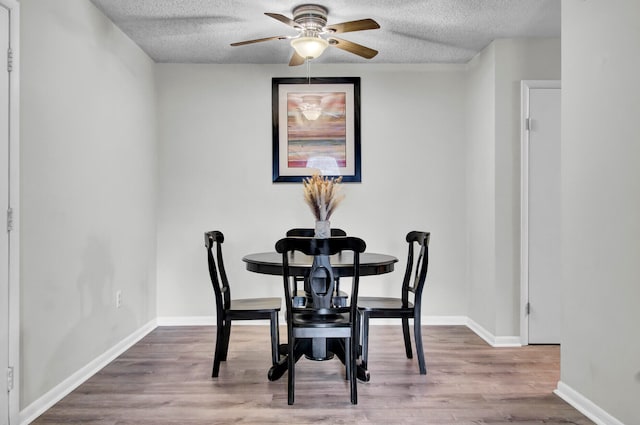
286, 90, 347, 172
272, 77, 361, 183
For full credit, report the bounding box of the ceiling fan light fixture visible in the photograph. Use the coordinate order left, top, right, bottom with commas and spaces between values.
291, 36, 328, 59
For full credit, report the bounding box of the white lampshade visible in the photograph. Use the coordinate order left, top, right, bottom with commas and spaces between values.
291, 36, 329, 59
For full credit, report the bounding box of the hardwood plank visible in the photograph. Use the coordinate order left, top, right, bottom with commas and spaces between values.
31, 325, 593, 425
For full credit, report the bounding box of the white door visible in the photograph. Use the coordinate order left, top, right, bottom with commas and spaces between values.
521, 82, 562, 344
0, 4, 9, 424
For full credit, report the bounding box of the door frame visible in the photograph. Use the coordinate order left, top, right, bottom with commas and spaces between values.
1, 0, 19, 422
520, 80, 561, 345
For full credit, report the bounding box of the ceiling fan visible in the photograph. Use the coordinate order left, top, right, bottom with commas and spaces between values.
230, 4, 380, 66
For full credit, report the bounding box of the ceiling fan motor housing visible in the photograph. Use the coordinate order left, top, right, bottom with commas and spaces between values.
293, 4, 329, 35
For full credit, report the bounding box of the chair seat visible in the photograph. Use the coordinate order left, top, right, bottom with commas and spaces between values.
229, 297, 282, 312
293, 289, 348, 307
358, 296, 414, 313
292, 311, 351, 327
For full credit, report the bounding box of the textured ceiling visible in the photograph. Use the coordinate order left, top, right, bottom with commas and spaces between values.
89, 0, 560, 65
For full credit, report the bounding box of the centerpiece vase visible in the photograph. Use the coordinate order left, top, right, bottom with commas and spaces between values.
314, 220, 331, 239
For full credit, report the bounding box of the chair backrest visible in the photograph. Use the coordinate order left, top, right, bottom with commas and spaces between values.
275, 237, 366, 321
285, 228, 347, 294
286, 228, 347, 237
204, 231, 231, 316
401, 231, 430, 309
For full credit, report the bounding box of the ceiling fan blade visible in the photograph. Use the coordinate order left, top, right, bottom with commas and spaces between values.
328, 37, 378, 59
230, 36, 287, 47
325, 18, 380, 34
289, 52, 305, 67
265, 13, 302, 29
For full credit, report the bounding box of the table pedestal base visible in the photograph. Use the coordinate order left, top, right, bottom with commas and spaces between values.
267, 339, 370, 382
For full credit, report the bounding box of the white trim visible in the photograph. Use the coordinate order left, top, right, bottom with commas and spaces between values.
492, 336, 523, 348
520, 79, 561, 346
466, 318, 522, 347
19, 320, 157, 425
554, 381, 626, 425
1, 1, 20, 423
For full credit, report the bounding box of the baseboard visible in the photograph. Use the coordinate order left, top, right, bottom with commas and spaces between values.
466, 318, 522, 347
19, 319, 157, 425
554, 381, 626, 425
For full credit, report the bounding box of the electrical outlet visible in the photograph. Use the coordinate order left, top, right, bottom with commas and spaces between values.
116, 290, 122, 308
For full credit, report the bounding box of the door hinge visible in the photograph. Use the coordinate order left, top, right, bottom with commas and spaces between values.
7, 366, 14, 392
525, 117, 531, 131
525, 302, 531, 315
7, 207, 13, 232
7, 47, 13, 73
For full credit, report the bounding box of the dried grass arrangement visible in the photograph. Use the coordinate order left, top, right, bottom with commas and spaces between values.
302, 173, 345, 222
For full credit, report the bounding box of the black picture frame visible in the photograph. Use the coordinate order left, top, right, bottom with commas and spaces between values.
272, 77, 361, 183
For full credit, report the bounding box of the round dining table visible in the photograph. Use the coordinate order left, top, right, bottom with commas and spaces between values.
243, 251, 398, 277
242, 250, 398, 382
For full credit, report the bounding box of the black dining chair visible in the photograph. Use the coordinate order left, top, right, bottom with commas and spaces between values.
204, 231, 282, 378
275, 236, 366, 405
358, 231, 430, 374
285, 228, 348, 301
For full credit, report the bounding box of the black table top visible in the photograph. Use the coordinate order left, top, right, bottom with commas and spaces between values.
242, 251, 398, 277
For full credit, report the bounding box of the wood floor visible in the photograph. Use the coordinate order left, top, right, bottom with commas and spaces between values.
32, 325, 592, 425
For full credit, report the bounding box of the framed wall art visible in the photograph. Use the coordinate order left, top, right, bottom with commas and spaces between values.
272, 77, 361, 182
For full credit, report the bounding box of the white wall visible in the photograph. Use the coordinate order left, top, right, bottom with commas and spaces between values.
465, 39, 561, 337
465, 43, 497, 334
155, 63, 469, 319
560, 1, 640, 424
20, 0, 157, 408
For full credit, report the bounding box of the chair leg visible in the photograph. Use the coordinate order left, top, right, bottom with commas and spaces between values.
361, 311, 370, 368
413, 315, 427, 374
354, 311, 360, 360
270, 312, 280, 365
288, 337, 295, 405
401, 317, 413, 359
212, 321, 226, 377
349, 336, 357, 404
344, 337, 351, 380
221, 321, 232, 361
